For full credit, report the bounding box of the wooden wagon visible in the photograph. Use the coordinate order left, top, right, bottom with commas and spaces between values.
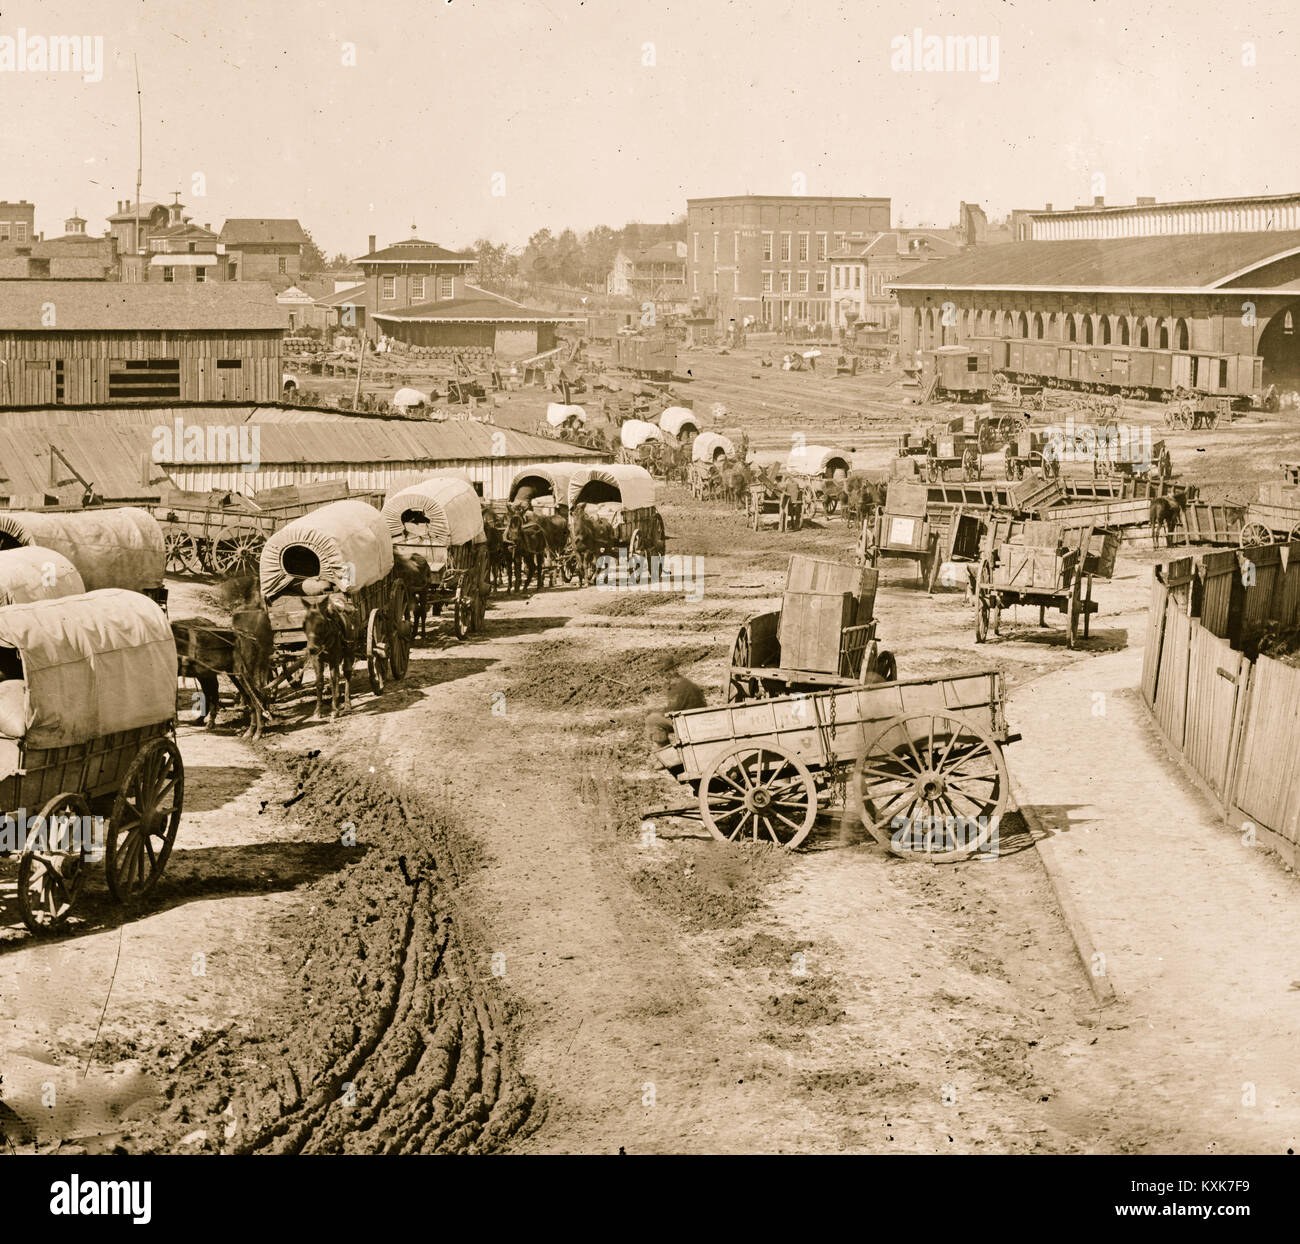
567, 464, 666, 560
154, 481, 384, 577
1163, 394, 1232, 429
859, 483, 945, 591
260, 499, 411, 703
508, 462, 585, 583
727, 555, 895, 701
785, 444, 852, 517
749, 481, 804, 532
382, 477, 490, 639
1, 590, 183, 933
0, 507, 168, 613
654, 667, 1016, 860
1002, 428, 1061, 480
973, 527, 1099, 649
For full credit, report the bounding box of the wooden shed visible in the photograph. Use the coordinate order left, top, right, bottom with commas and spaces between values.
0, 281, 288, 406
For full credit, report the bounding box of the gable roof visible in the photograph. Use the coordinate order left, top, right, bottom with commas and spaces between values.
354, 238, 475, 264
219, 218, 308, 246
0, 281, 289, 330
372, 290, 584, 324
888, 230, 1300, 291
315, 283, 366, 308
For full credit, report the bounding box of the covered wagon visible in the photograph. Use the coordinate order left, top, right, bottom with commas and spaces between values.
692, 432, 735, 464
658, 406, 700, 444
784, 445, 851, 480
0, 589, 182, 932
382, 476, 489, 639
568, 463, 666, 561
0, 508, 166, 609
261, 499, 409, 698
508, 461, 584, 512
0, 547, 84, 606
690, 433, 735, 500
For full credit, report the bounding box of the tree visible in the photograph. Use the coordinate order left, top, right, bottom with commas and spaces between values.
299, 228, 328, 273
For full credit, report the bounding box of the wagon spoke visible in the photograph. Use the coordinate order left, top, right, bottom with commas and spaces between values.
716, 770, 748, 795
730, 811, 753, 842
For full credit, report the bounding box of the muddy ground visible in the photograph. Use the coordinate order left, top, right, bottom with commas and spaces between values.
2, 345, 1296, 1154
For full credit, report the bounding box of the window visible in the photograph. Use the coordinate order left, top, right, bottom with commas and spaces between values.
55, 360, 64, 403
439, 275, 453, 298
816, 271, 826, 293
108, 358, 181, 400
781, 271, 791, 292
798, 233, 809, 262
817, 233, 827, 261
693, 232, 699, 261
188, 242, 196, 253
1159, 322, 1169, 349
1101, 316, 1112, 345
734, 270, 739, 292
692, 271, 697, 293
798, 272, 809, 293
1034, 313, 1044, 339
712, 232, 718, 262
1285, 311, 1295, 335
1175, 318, 1189, 350
162, 266, 175, 283
411, 276, 425, 302
1084, 317, 1094, 344
195, 264, 206, 283
967, 355, 980, 372
762, 271, 773, 293
833, 266, 840, 289
217, 359, 242, 369
780, 233, 791, 262
834, 232, 845, 250
762, 232, 773, 261
0, 222, 9, 242
854, 267, 860, 290
228, 262, 237, 280
1068, 316, 1077, 342
382, 275, 396, 299
1119, 318, 1130, 345
1140, 322, 1150, 347
15, 222, 27, 244
1218, 359, 1229, 387
733, 233, 739, 263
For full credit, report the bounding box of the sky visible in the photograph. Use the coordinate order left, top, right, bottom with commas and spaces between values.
2, 0, 1298, 258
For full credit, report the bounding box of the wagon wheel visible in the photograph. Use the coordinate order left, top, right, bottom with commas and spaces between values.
164, 529, 204, 576
366, 608, 388, 694
560, 536, 580, 584
1289, 520, 1300, 544
17, 792, 91, 934
851, 711, 1008, 862
453, 585, 474, 640
650, 511, 667, 556
962, 446, 980, 481
697, 744, 818, 849
996, 413, 1019, 443
388, 579, 411, 679
106, 737, 184, 903
925, 456, 941, 483
1239, 521, 1273, 548
209, 528, 264, 577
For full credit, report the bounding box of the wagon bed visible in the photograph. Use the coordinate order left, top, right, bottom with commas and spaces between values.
656, 668, 1015, 860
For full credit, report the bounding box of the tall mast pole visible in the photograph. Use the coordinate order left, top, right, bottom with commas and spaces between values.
134, 55, 143, 280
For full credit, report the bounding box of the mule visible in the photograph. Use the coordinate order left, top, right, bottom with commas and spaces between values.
569, 502, 620, 586
303, 592, 357, 718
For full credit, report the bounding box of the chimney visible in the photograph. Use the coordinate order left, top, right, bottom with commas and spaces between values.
1094, 195, 1105, 207
368, 234, 376, 254
116, 200, 122, 213
204, 223, 211, 231
1136, 196, 1156, 206
1045, 203, 1053, 212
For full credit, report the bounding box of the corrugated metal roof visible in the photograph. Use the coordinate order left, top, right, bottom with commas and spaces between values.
0, 281, 289, 330
888, 230, 1300, 291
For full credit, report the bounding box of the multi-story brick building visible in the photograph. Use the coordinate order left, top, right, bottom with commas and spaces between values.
108, 200, 170, 280
829, 230, 962, 335
354, 235, 476, 341
685, 195, 891, 330
218, 218, 308, 286
146, 198, 220, 283
0, 200, 36, 256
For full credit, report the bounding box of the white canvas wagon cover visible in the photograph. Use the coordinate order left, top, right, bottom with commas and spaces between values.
381, 477, 484, 546
546, 402, 587, 427
0, 507, 165, 592
0, 589, 175, 748
619, 419, 664, 450
0, 547, 84, 606
260, 499, 394, 600
692, 432, 735, 463
785, 445, 851, 477
568, 464, 657, 512
509, 462, 584, 504
658, 407, 699, 437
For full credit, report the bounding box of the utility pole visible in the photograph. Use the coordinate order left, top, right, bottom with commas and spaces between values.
134, 55, 143, 281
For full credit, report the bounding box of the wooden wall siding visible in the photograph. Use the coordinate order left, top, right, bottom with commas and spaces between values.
1154, 599, 1192, 748
1141, 575, 1169, 705
1233, 656, 1300, 847
0, 331, 283, 405
1184, 625, 1245, 798
1199, 558, 1237, 638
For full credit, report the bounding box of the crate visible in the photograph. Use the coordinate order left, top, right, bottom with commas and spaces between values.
778, 591, 856, 673
785, 555, 877, 621
993, 543, 1076, 591
1017, 521, 1118, 579
884, 483, 930, 517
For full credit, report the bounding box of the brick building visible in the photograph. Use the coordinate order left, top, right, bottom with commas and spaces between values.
829, 230, 961, 336
0, 200, 36, 256
354, 235, 476, 341
218, 218, 308, 286
685, 194, 891, 330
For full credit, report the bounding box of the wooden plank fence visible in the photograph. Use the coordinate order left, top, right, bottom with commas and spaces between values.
1142, 541, 1300, 868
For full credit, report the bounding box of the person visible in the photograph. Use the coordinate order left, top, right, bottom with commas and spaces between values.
644, 675, 706, 745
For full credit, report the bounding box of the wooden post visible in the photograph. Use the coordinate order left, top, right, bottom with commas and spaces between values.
352, 335, 366, 409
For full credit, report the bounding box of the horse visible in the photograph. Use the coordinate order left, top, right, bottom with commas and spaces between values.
302, 592, 357, 718
506, 504, 548, 592
1150, 495, 1186, 548
172, 574, 273, 740
721, 460, 753, 509
393, 550, 431, 639
569, 502, 621, 586
481, 504, 512, 590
